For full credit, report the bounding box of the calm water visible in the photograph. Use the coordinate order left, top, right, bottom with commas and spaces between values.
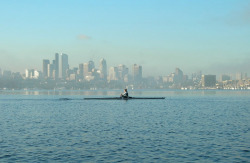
0, 90, 249, 162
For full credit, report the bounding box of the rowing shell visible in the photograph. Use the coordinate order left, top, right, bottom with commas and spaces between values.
84, 97, 165, 100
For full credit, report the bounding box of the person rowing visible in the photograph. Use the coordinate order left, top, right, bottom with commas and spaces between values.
120, 89, 129, 98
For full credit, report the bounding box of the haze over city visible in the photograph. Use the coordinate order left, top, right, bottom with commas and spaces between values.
1, 0, 250, 76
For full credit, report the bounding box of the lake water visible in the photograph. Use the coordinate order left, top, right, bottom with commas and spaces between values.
0, 90, 250, 162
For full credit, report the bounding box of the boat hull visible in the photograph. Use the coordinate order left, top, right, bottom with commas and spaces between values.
84, 97, 165, 100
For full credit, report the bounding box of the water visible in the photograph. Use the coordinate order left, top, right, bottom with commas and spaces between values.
0, 90, 250, 162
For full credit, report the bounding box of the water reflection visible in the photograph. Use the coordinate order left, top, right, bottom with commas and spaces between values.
0, 89, 250, 97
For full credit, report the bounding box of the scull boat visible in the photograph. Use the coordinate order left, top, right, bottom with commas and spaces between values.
84, 97, 165, 100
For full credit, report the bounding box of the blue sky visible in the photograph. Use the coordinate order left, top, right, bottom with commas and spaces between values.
1, 0, 250, 76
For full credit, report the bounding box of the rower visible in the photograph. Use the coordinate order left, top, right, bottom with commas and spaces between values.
120, 89, 129, 98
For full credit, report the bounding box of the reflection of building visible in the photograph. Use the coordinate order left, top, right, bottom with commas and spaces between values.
202, 75, 216, 87
99, 59, 107, 80
60, 53, 69, 79
132, 64, 142, 82
43, 59, 50, 78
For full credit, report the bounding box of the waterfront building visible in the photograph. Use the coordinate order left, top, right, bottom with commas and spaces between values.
59, 53, 69, 79
43, 59, 50, 78
99, 58, 107, 80
132, 64, 142, 82
201, 75, 216, 87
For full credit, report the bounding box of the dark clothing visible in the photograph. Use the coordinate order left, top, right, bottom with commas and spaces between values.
121, 92, 129, 98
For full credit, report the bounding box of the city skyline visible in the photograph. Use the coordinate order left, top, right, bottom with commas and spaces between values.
0, 52, 249, 90
1, 1, 250, 76
0, 52, 249, 80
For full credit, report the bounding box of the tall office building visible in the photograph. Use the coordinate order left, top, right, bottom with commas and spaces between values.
55, 53, 59, 79
174, 68, 184, 83
59, 53, 69, 79
99, 58, 107, 80
201, 75, 216, 87
83, 61, 95, 77
89, 60, 95, 71
132, 64, 142, 82
43, 59, 50, 78
78, 63, 84, 79
109, 67, 119, 81
118, 64, 129, 81
48, 64, 55, 79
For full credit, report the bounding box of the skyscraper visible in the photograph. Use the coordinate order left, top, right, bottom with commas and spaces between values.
174, 68, 184, 83
43, 59, 50, 78
55, 53, 59, 79
99, 58, 107, 80
109, 67, 119, 81
118, 64, 129, 81
59, 53, 69, 79
132, 64, 142, 82
83, 61, 95, 78
78, 63, 84, 79
48, 64, 55, 79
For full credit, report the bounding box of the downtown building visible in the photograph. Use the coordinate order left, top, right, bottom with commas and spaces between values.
132, 64, 142, 82
59, 53, 69, 79
42, 53, 68, 80
201, 75, 216, 88
99, 58, 107, 80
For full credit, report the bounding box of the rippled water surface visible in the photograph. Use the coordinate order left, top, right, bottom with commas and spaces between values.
0, 90, 250, 162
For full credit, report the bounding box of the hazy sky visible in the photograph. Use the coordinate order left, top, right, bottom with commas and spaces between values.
1, 0, 250, 77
